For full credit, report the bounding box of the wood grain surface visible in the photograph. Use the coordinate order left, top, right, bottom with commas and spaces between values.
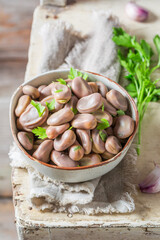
0, 0, 39, 239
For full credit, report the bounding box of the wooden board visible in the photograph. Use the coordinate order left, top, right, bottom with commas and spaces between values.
0, 0, 39, 197
0, 199, 17, 240
12, 1, 160, 239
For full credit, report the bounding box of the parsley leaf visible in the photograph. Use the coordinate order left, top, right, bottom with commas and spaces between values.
68, 67, 88, 80
99, 130, 107, 142
102, 103, 104, 111
68, 126, 73, 130
55, 89, 63, 93
46, 99, 55, 111
31, 100, 45, 117
97, 118, 110, 130
57, 78, 67, 85
74, 146, 81, 151
153, 35, 160, 66
117, 110, 125, 116
71, 107, 78, 115
32, 127, 47, 139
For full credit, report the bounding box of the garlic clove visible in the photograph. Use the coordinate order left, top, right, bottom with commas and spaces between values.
139, 165, 160, 193
125, 1, 149, 22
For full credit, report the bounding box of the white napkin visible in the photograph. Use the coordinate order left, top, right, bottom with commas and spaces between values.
9, 11, 137, 214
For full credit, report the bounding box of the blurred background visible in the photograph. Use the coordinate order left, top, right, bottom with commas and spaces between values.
0, 0, 38, 239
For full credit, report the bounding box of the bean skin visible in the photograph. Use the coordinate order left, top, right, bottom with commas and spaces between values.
19, 103, 48, 130
32, 140, 53, 163
51, 150, 78, 167
69, 141, 84, 161
15, 95, 31, 117
71, 114, 97, 130
54, 130, 76, 151
76, 129, 92, 154
88, 82, 98, 93
23, 85, 40, 99
72, 77, 92, 98
79, 153, 102, 166
47, 108, 74, 126
46, 123, 70, 139
106, 89, 128, 111
114, 115, 135, 139
92, 129, 105, 154
51, 82, 71, 104
17, 131, 34, 150
97, 82, 108, 97
77, 93, 102, 114
105, 136, 122, 154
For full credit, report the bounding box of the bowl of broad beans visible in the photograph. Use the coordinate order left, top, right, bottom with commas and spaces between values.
10, 69, 138, 182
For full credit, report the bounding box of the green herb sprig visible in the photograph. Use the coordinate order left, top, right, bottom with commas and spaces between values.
68, 67, 88, 80
31, 100, 45, 117
55, 89, 63, 93
97, 118, 110, 130
112, 27, 160, 154
46, 99, 56, 111
32, 127, 47, 139
71, 107, 78, 115
57, 78, 67, 85
74, 146, 81, 151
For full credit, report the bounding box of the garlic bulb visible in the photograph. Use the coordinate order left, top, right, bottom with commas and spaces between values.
125, 1, 149, 22
139, 165, 160, 193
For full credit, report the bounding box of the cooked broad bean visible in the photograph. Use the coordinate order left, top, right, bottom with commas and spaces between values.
41, 95, 63, 112
32, 140, 53, 163
16, 118, 24, 130
51, 82, 71, 103
92, 129, 106, 153
19, 103, 48, 130
71, 114, 97, 130
64, 95, 78, 111
114, 115, 135, 139
15, 95, 31, 117
54, 130, 76, 151
88, 82, 98, 93
17, 131, 34, 150
39, 82, 55, 100
79, 153, 102, 166
77, 93, 102, 113
23, 85, 40, 99
47, 108, 74, 126
102, 97, 117, 116
101, 150, 115, 160
92, 109, 113, 126
72, 77, 92, 98
97, 81, 108, 97
51, 150, 78, 167
105, 136, 122, 154
106, 89, 128, 111
105, 126, 113, 136
46, 123, 69, 139
76, 129, 92, 154
69, 141, 84, 161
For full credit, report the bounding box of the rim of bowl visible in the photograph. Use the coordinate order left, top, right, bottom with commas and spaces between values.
10, 69, 139, 171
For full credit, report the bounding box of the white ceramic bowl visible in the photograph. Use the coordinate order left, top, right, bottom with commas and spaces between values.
10, 69, 138, 183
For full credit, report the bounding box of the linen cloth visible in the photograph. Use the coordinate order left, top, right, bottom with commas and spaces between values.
9, 11, 137, 214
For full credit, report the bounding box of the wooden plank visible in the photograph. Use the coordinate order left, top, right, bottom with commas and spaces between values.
0, 0, 39, 59
0, 61, 27, 197
0, 198, 17, 240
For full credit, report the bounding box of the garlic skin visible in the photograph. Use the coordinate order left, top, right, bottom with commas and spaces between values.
139, 165, 160, 193
125, 1, 149, 22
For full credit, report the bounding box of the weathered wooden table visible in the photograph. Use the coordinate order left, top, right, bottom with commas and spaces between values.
12, 1, 160, 239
